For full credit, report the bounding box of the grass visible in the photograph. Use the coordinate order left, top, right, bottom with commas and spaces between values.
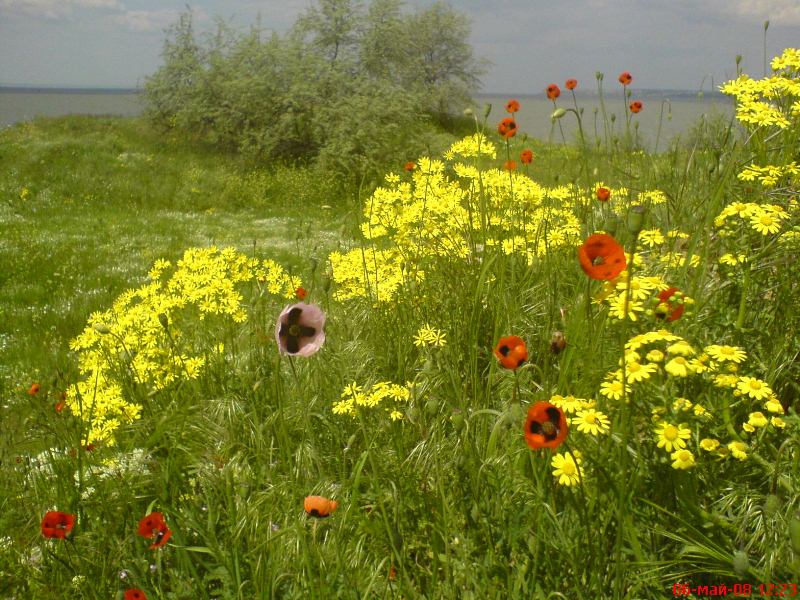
1, 56, 799, 600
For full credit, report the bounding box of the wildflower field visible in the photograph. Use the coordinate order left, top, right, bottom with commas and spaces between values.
1, 49, 800, 599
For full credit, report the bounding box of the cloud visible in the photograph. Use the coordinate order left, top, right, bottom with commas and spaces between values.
732, 0, 800, 24
111, 9, 193, 32
0, 0, 122, 19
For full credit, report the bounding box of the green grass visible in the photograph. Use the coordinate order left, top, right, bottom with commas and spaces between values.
0, 88, 798, 600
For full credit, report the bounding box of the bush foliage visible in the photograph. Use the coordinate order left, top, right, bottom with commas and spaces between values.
144, 0, 486, 181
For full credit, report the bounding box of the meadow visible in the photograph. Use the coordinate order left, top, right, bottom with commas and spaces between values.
0, 49, 799, 599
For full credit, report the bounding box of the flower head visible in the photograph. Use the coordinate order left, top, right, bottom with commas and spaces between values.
670, 449, 695, 470
28, 383, 40, 396
403, 161, 416, 172
41, 511, 75, 539
736, 376, 773, 401
596, 187, 611, 202
497, 117, 517, 139
524, 401, 568, 450
565, 78, 578, 90
304, 496, 338, 518
137, 512, 172, 549
629, 100, 643, 114
504, 159, 517, 171
124, 590, 147, 600
578, 233, 627, 280
520, 149, 534, 165
654, 421, 691, 452
494, 336, 528, 370
275, 303, 326, 356
728, 441, 748, 460
295, 287, 307, 301
619, 71, 633, 85
551, 451, 583, 486
571, 409, 610, 435
505, 99, 520, 113
546, 84, 561, 100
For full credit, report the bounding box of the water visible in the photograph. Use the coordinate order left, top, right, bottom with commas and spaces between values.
474, 92, 734, 149
0, 88, 733, 148
0, 89, 143, 128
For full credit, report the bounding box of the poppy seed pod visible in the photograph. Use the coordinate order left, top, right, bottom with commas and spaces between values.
627, 205, 647, 235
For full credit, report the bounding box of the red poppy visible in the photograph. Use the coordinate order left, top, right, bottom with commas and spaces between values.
41, 511, 75, 539
28, 383, 40, 396
546, 84, 561, 100
577, 233, 627, 281
388, 565, 397, 581
497, 117, 517, 139
596, 187, 611, 202
403, 161, 416, 172
304, 496, 338, 518
524, 401, 568, 450
137, 512, 172, 549
505, 99, 520, 113
494, 336, 528, 370
565, 78, 578, 90
520, 149, 533, 164
125, 590, 147, 600
55, 400, 66, 413
295, 287, 307, 300
629, 100, 643, 114
656, 287, 685, 322
504, 160, 517, 171
618, 71, 632, 85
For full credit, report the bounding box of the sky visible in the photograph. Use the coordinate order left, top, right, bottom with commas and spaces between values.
1, 0, 799, 93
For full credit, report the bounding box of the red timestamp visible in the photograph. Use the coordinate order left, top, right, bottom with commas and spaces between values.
671, 582, 798, 597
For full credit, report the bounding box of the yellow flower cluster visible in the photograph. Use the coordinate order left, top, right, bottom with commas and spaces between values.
68, 247, 299, 445
738, 162, 799, 188
330, 140, 668, 303
332, 380, 412, 420
413, 324, 447, 348
714, 202, 789, 236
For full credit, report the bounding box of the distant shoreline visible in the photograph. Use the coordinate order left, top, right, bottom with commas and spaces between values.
0, 86, 141, 94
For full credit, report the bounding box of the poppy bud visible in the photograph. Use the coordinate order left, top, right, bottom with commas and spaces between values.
790, 515, 800, 554
463, 107, 474, 117
483, 103, 492, 119
93, 323, 110, 334
763, 494, 780, 516
158, 313, 169, 329
425, 398, 438, 417
550, 331, 566, 354
627, 205, 646, 235
450, 411, 465, 432
732, 550, 749, 577
595, 71, 604, 81
551, 108, 567, 120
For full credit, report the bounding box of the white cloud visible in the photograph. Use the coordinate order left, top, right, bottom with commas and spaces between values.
112, 9, 184, 32
0, 0, 122, 19
733, 0, 800, 24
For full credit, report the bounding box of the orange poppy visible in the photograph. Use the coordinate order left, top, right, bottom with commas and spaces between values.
497, 117, 517, 139
504, 160, 517, 171
304, 496, 338, 518
520, 149, 533, 164
565, 78, 578, 90
295, 287, 307, 300
505, 99, 520, 113
524, 401, 568, 450
546, 84, 561, 100
618, 71, 632, 85
596, 187, 611, 202
655, 287, 685, 322
124, 590, 147, 600
494, 336, 528, 370
28, 383, 40, 396
403, 161, 416, 172
629, 100, 643, 114
578, 233, 627, 281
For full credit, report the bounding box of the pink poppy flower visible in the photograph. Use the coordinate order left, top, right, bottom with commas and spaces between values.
275, 303, 326, 356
